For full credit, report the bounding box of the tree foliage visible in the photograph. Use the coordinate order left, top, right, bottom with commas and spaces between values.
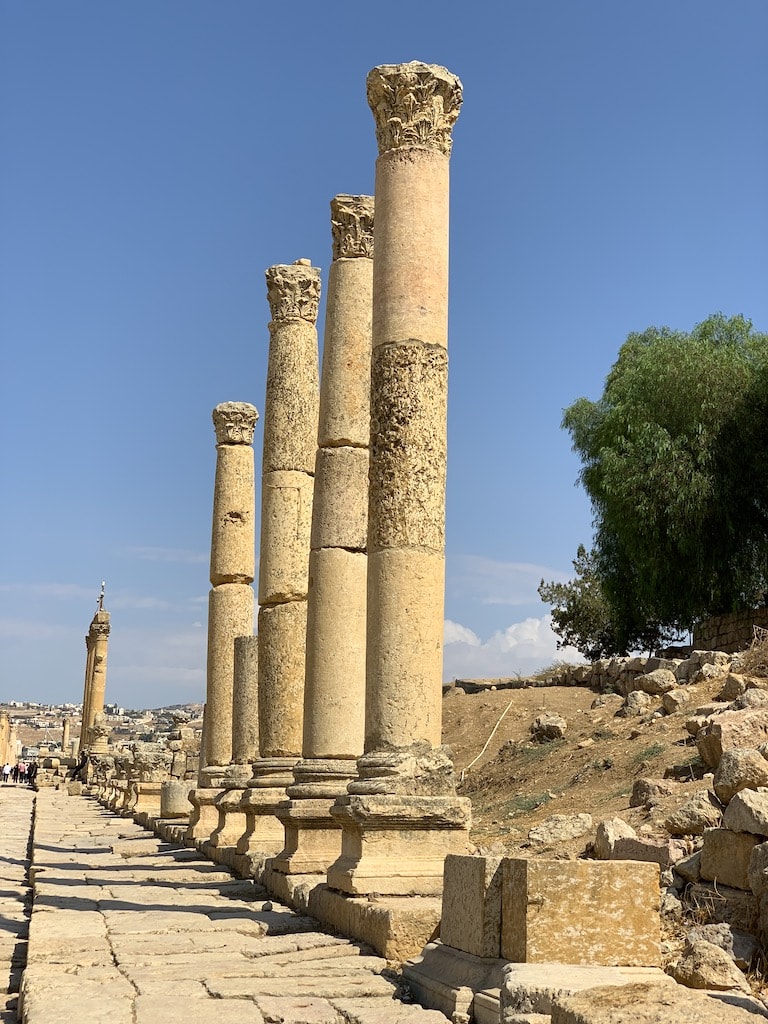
544, 313, 768, 656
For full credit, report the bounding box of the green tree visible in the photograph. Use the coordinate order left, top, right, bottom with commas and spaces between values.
558, 313, 768, 649
538, 545, 675, 660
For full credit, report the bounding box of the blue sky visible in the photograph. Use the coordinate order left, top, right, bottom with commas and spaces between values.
2, 1, 766, 708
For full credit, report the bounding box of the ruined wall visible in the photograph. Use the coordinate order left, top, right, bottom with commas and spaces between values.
693, 607, 768, 653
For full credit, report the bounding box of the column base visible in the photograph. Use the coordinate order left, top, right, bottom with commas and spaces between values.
208, 787, 248, 849
186, 786, 224, 841
234, 786, 286, 857
132, 782, 163, 826
269, 797, 342, 875
326, 794, 472, 896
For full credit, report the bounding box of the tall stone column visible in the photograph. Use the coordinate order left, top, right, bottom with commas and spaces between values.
327, 62, 471, 897
61, 717, 71, 755
188, 402, 257, 842
0, 712, 9, 766
269, 197, 373, 882
238, 260, 320, 864
78, 596, 111, 755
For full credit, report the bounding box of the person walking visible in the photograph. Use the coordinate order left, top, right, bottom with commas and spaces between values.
2, 763, 10, 784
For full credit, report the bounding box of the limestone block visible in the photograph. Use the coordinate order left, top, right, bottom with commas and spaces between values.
258, 470, 314, 604
527, 814, 592, 846
209, 443, 255, 586
310, 446, 368, 551
700, 827, 760, 890
549, 981, 760, 1024
232, 634, 259, 765
687, 882, 758, 932
686, 922, 758, 970
440, 854, 503, 958
630, 778, 677, 808
501, 964, 672, 1019
719, 673, 749, 700
748, 842, 768, 896
664, 791, 722, 835
500, 859, 660, 966
697, 709, 768, 768
366, 548, 444, 749
318, 254, 373, 450
669, 937, 750, 991
371, 145, 450, 351
258, 600, 307, 758
713, 747, 768, 803
262, 318, 320, 476
205, 583, 253, 767
303, 548, 367, 759
662, 687, 693, 714
610, 836, 678, 869
631, 669, 676, 696
593, 818, 636, 859
368, 341, 447, 553
723, 787, 768, 835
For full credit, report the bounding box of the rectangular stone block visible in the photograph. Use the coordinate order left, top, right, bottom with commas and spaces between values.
501, 858, 660, 967
440, 854, 503, 957
700, 827, 760, 890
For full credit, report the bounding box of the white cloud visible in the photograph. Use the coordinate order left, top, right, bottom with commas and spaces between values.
443, 614, 583, 681
444, 620, 481, 646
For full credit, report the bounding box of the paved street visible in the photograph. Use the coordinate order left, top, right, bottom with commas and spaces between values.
0, 786, 32, 1023
0, 788, 447, 1024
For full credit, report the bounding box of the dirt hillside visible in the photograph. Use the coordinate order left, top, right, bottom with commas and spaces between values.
442, 677, 722, 856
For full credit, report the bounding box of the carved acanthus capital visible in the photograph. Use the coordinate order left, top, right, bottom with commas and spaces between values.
367, 61, 463, 157
331, 195, 374, 261
266, 259, 321, 324
212, 402, 259, 445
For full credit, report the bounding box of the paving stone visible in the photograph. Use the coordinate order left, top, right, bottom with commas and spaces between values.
15, 790, 443, 1023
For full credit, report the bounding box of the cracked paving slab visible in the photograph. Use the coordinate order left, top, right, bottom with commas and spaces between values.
19, 790, 450, 1024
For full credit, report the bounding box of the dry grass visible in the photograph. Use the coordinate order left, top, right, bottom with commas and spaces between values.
734, 627, 768, 677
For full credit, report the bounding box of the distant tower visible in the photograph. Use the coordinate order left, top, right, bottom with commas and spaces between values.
78, 584, 111, 754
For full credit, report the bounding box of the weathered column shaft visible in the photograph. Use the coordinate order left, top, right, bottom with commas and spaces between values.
257, 259, 320, 760
232, 634, 259, 764
204, 402, 258, 769
267, 199, 373, 885
303, 195, 373, 763
365, 65, 460, 751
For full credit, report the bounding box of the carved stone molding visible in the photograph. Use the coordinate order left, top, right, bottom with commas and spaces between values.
89, 621, 111, 640
266, 259, 321, 324
366, 61, 463, 157
212, 402, 259, 445
331, 195, 374, 261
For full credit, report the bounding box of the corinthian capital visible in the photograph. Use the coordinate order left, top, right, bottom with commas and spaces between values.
367, 61, 463, 157
212, 402, 259, 445
266, 259, 321, 324
331, 195, 374, 261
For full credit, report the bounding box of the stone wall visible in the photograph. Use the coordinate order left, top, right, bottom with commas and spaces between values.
693, 607, 768, 654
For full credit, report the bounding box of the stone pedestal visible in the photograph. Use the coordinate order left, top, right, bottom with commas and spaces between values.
326, 63, 469, 897
160, 780, 194, 819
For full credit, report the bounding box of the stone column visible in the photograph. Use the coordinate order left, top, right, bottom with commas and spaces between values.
79, 604, 110, 753
232, 635, 259, 765
269, 197, 373, 882
61, 717, 70, 755
0, 712, 9, 766
188, 402, 257, 842
327, 62, 471, 897
238, 260, 320, 866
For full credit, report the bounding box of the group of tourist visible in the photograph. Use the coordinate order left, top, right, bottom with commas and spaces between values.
1, 760, 38, 785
